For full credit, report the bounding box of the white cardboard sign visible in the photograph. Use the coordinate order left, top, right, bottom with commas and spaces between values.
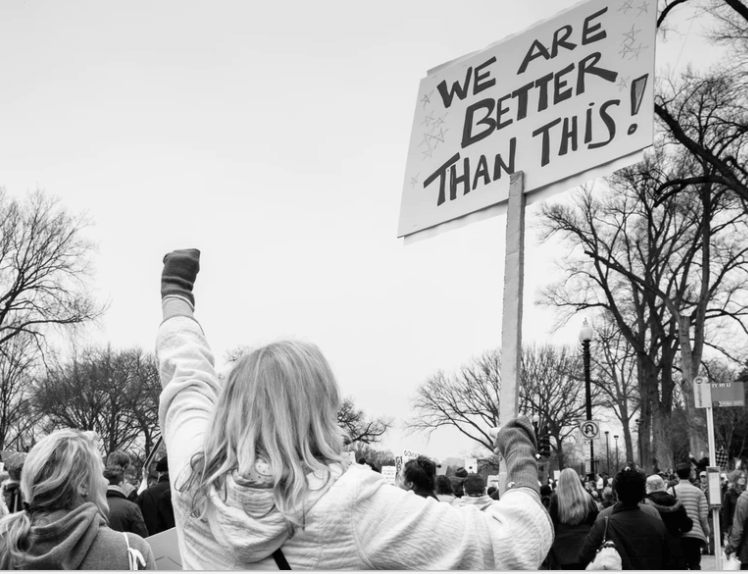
382, 465, 397, 486
465, 458, 478, 474
398, 0, 656, 239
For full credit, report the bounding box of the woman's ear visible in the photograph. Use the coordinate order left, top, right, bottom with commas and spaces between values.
77, 484, 88, 499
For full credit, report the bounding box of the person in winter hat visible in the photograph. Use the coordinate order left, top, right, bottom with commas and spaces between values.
645, 474, 692, 569
156, 248, 553, 570
0, 429, 155, 570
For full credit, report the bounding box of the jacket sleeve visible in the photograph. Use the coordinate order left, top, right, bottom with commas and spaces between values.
727, 494, 748, 554
351, 482, 553, 570
698, 490, 710, 536
156, 316, 222, 489
577, 516, 605, 568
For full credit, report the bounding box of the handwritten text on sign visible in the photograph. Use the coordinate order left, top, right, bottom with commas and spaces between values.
398, 0, 656, 238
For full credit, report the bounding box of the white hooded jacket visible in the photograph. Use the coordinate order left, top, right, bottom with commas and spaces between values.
157, 313, 553, 570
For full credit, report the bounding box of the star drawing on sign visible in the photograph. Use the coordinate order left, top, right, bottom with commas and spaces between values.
628, 43, 648, 60
617, 75, 630, 92
421, 112, 435, 127
622, 23, 641, 45
420, 91, 433, 109
619, 43, 634, 59
636, 0, 649, 16
422, 148, 434, 159
433, 112, 448, 127
618, 0, 634, 14
410, 174, 420, 189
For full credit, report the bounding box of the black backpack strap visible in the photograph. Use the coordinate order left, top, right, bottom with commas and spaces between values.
272, 548, 291, 570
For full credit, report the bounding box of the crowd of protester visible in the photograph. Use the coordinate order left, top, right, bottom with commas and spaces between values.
2, 248, 748, 569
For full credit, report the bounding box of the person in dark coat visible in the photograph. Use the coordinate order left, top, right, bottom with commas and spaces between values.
645, 474, 692, 570
136, 456, 175, 536
104, 464, 149, 538
578, 467, 670, 570
722, 470, 746, 541
545, 468, 599, 569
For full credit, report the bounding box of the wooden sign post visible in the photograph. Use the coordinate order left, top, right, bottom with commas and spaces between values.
498, 172, 526, 495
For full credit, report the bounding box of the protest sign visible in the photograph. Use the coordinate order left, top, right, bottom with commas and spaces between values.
382, 465, 397, 486
465, 458, 478, 473
402, 448, 423, 465
398, 0, 656, 240
487, 475, 500, 490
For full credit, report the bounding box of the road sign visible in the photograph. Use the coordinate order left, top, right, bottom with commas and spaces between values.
711, 381, 745, 407
694, 376, 713, 409
580, 420, 599, 439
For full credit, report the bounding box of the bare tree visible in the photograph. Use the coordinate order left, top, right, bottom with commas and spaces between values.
591, 313, 642, 464
33, 346, 159, 456
539, 140, 748, 470
0, 189, 104, 350
407, 351, 501, 451
519, 344, 597, 469
337, 398, 392, 445
0, 333, 40, 450
407, 346, 599, 462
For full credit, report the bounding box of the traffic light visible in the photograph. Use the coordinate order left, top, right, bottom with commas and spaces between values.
538, 427, 552, 458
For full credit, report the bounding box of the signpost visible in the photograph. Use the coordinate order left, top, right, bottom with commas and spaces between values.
694, 376, 728, 570
398, 0, 656, 496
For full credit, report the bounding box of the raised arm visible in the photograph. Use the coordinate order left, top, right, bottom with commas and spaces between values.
156, 249, 222, 485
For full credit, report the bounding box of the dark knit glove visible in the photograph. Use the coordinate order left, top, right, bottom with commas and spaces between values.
161, 249, 200, 306
495, 416, 540, 495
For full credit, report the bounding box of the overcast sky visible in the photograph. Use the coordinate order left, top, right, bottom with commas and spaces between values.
0, 0, 720, 461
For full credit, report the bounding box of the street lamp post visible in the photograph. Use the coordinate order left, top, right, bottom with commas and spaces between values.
614, 435, 619, 471
579, 319, 594, 480
605, 431, 610, 474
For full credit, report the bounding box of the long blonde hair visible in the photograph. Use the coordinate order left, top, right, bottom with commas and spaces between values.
0, 430, 108, 568
556, 468, 592, 526
182, 340, 346, 529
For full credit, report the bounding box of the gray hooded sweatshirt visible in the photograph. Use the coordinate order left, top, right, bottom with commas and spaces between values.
0, 502, 156, 570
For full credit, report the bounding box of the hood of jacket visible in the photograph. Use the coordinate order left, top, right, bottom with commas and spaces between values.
201, 459, 347, 564
458, 494, 494, 511
646, 491, 683, 513
6, 502, 105, 570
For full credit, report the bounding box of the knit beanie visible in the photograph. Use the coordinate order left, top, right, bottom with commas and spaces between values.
646, 475, 665, 494
496, 417, 540, 495
454, 467, 469, 478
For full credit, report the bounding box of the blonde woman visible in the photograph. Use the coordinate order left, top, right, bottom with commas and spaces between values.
157, 249, 553, 570
0, 430, 155, 570
544, 468, 598, 569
